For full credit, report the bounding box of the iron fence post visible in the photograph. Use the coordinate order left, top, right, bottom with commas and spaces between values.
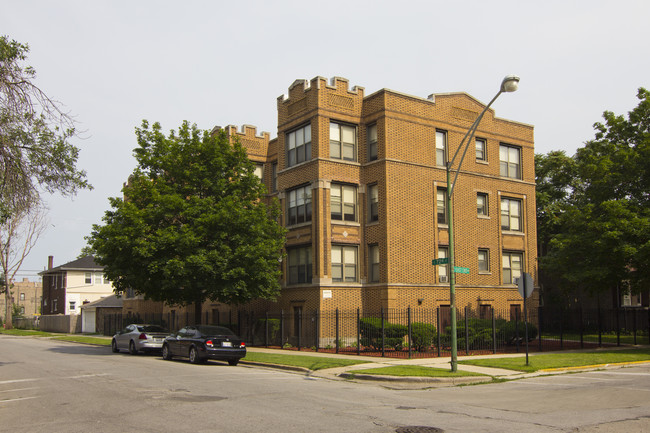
492, 306, 497, 354
335, 308, 340, 354
464, 306, 469, 356
315, 310, 320, 351
538, 306, 542, 352
381, 307, 385, 357
408, 307, 412, 359
436, 306, 441, 357
280, 310, 285, 348
265, 312, 269, 348
297, 309, 302, 351
616, 307, 621, 346
356, 308, 360, 356
633, 308, 638, 345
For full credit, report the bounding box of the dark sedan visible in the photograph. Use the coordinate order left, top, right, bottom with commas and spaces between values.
161, 325, 246, 365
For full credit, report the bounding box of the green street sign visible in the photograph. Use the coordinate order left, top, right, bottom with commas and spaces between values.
454, 266, 470, 274
432, 258, 449, 266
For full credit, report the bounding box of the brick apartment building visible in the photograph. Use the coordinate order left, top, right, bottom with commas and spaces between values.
0, 278, 42, 321
125, 76, 536, 325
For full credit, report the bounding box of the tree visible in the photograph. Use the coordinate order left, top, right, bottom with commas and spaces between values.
0, 36, 91, 221
539, 88, 650, 305
0, 204, 47, 329
89, 121, 286, 320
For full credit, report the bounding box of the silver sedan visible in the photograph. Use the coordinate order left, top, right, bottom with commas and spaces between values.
111, 324, 170, 355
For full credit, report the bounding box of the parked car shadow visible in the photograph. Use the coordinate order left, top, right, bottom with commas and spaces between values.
47, 344, 115, 356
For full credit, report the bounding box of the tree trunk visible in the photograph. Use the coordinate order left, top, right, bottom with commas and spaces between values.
3, 272, 12, 330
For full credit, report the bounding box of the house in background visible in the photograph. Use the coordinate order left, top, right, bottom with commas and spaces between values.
0, 278, 42, 322
40, 256, 115, 317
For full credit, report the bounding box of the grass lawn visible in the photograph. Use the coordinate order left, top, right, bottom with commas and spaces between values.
348, 365, 485, 377
242, 352, 370, 371
459, 348, 650, 373
0, 329, 54, 337
52, 336, 112, 346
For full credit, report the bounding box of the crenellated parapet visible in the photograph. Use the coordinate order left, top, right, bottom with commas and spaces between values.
277, 76, 365, 128
212, 124, 271, 160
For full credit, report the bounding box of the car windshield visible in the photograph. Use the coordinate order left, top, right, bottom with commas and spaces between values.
137, 325, 168, 333
195, 325, 236, 337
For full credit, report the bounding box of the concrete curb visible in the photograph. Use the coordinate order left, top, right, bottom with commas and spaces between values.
337, 372, 491, 385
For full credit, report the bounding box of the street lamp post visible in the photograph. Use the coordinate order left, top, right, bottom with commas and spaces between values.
446, 75, 520, 372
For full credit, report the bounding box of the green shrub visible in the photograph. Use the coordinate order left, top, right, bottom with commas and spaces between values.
410, 322, 436, 352
360, 317, 407, 350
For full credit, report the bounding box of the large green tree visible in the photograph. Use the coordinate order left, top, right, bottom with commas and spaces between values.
89, 121, 286, 318
539, 88, 650, 304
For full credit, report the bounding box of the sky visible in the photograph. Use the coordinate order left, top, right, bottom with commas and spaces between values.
3, 0, 650, 281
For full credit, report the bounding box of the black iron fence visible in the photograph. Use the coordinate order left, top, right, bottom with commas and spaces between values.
103, 306, 650, 358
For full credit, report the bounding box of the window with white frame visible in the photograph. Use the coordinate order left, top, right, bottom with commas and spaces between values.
476, 138, 487, 161
330, 122, 357, 161
436, 130, 447, 167
331, 184, 357, 222
438, 247, 449, 283
85, 272, 92, 284
477, 192, 488, 216
69, 301, 76, 311
437, 188, 447, 224
501, 197, 522, 231
502, 251, 523, 285
20, 293, 25, 301
368, 184, 378, 222
499, 144, 521, 179
287, 185, 312, 225
478, 249, 490, 272
367, 124, 378, 161
288, 246, 312, 285
331, 245, 358, 283
286, 124, 312, 167
368, 244, 380, 283
94, 272, 103, 284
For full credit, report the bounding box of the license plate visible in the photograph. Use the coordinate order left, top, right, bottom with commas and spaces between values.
221, 341, 232, 347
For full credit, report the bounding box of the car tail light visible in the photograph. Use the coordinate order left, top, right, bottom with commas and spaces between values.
240, 342, 246, 348
206, 340, 214, 347
139, 333, 147, 340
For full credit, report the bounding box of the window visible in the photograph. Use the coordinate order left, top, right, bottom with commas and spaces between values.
368, 244, 380, 283
85, 272, 92, 284
368, 184, 379, 222
331, 184, 357, 222
332, 245, 357, 282
52, 299, 57, 312
436, 130, 447, 167
330, 122, 357, 161
94, 273, 102, 284
500, 144, 521, 179
437, 188, 447, 225
20, 306, 25, 315
271, 163, 277, 193
288, 246, 312, 284
20, 293, 25, 301
287, 124, 312, 167
103, 274, 110, 284
501, 198, 522, 231
254, 164, 263, 180
477, 193, 488, 216
293, 306, 303, 336
287, 185, 312, 225
69, 301, 76, 311
502, 252, 523, 285
476, 138, 487, 161
478, 249, 490, 272
510, 304, 522, 321
438, 247, 449, 283
367, 124, 378, 161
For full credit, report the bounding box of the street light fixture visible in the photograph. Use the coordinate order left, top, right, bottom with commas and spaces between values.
445, 75, 519, 372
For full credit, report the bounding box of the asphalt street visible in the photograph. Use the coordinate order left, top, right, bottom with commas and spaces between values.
1, 335, 649, 433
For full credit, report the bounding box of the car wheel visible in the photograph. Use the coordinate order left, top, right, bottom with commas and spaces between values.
189, 346, 201, 364
129, 340, 138, 355
111, 339, 119, 353
162, 344, 172, 360
228, 359, 239, 366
